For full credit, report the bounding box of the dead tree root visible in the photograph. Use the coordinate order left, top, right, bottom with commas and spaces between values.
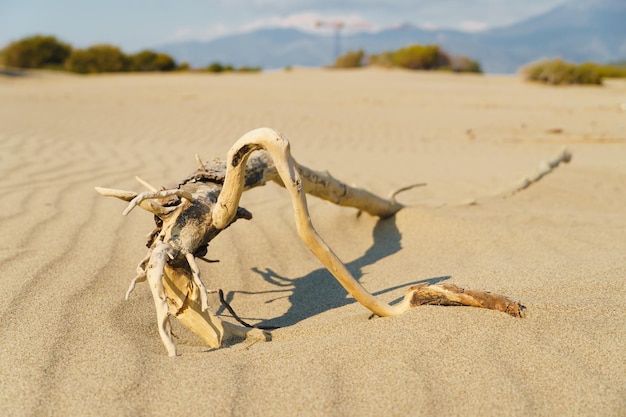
96, 127, 539, 356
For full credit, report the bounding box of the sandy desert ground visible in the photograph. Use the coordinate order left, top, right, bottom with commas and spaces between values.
0, 68, 625, 416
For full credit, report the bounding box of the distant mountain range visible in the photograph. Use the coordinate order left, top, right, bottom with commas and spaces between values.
155, 0, 626, 74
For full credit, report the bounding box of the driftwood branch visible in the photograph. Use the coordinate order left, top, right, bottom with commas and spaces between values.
504, 147, 572, 196
408, 283, 525, 317
97, 127, 528, 356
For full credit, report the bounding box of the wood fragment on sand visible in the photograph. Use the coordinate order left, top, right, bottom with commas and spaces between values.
504, 147, 572, 196
97, 127, 534, 356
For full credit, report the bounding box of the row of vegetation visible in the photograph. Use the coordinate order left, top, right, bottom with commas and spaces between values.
203, 62, 261, 73
333, 45, 482, 73
332, 46, 626, 85
0, 35, 261, 74
4, 35, 625, 84
522, 59, 626, 85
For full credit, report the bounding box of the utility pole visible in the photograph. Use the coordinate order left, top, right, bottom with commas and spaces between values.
315, 20, 346, 62
315, 20, 373, 64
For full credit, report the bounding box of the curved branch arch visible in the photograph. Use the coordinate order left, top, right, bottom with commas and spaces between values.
97, 127, 526, 356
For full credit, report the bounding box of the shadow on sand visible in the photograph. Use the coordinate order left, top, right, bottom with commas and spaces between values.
0, 68, 27, 77
217, 215, 449, 328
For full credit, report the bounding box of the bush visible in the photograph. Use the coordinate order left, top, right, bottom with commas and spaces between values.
2, 35, 204, 74
368, 44, 480, 73
523, 59, 603, 85
129, 50, 176, 72
449, 56, 482, 73
333, 49, 364, 68
236, 66, 262, 73
594, 63, 626, 79
203, 62, 260, 73
176, 61, 191, 71
572, 62, 603, 84
1, 35, 71, 69
65, 44, 129, 73
205, 62, 229, 73
391, 44, 449, 70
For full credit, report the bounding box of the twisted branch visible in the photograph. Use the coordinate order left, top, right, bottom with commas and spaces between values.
96, 127, 528, 356
214, 128, 524, 318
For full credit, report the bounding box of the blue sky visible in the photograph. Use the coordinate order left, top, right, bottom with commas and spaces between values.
0, 0, 567, 52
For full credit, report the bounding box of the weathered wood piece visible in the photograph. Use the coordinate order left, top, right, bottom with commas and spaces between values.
96, 127, 526, 356
504, 147, 572, 196
408, 283, 525, 317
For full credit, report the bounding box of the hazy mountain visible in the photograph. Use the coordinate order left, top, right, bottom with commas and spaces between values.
156, 0, 626, 73
473, 0, 626, 72
158, 28, 330, 69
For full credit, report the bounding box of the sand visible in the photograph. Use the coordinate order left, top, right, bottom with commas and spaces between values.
0, 68, 624, 416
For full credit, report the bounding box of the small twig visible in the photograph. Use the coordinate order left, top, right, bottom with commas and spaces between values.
218, 290, 278, 330
390, 182, 427, 202
135, 176, 158, 191
123, 189, 194, 216
245, 339, 261, 350
218, 289, 254, 328
195, 154, 207, 170
504, 147, 572, 196
198, 256, 220, 263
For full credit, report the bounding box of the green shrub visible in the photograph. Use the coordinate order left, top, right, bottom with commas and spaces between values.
595, 63, 626, 78
65, 44, 129, 73
572, 62, 602, 84
236, 66, 262, 73
203, 62, 258, 73
205, 62, 226, 73
391, 44, 449, 70
449, 56, 482, 73
129, 50, 176, 71
176, 61, 191, 71
523, 59, 603, 85
524, 60, 546, 81
333, 49, 364, 68
1, 35, 71, 69
368, 44, 479, 73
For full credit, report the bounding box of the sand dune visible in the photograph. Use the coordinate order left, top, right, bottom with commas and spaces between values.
0, 68, 624, 416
